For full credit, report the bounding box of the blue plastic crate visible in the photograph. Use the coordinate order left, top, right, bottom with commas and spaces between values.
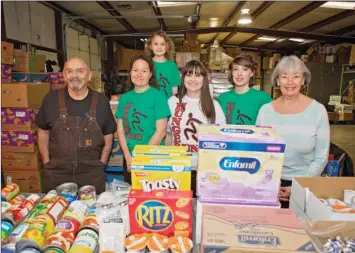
106, 172, 124, 183
106, 166, 124, 172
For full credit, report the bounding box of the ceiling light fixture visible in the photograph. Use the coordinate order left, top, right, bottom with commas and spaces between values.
209, 18, 219, 27
321, 2, 355, 10
289, 38, 305, 42
258, 36, 277, 41
157, 1, 196, 7
238, 9, 252, 25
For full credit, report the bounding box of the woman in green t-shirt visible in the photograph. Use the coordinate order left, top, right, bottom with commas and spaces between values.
218, 55, 272, 125
116, 55, 171, 184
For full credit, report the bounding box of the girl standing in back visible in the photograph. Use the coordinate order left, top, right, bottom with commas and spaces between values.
166, 60, 226, 195
218, 55, 272, 125
116, 55, 171, 184
146, 31, 181, 99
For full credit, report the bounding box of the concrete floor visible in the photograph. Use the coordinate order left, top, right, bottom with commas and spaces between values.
330, 125, 355, 174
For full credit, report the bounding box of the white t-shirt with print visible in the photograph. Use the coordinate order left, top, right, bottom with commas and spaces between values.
167, 95, 226, 169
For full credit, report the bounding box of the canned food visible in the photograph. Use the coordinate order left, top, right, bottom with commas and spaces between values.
25, 194, 41, 206
2, 201, 12, 213
56, 183, 78, 204
19, 248, 41, 253
81, 206, 98, 233
62, 200, 88, 225
54, 218, 80, 235
11, 205, 31, 224
1, 221, 14, 240
169, 236, 193, 253
68, 229, 99, 253
44, 232, 76, 252
125, 234, 148, 252
1, 184, 20, 202
2, 211, 15, 226
9, 222, 31, 241
9, 195, 26, 205
147, 234, 170, 253
1, 243, 16, 253
79, 185, 96, 206
31, 214, 55, 238
24, 203, 47, 223
41, 197, 68, 223
43, 247, 65, 253
41, 190, 58, 204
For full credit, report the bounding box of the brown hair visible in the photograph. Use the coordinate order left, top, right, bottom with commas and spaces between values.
128, 55, 159, 90
228, 54, 258, 86
145, 31, 175, 60
178, 60, 216, 123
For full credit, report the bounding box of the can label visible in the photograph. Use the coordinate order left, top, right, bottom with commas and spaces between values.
30, 215, 55, 238
1, 221, 14, 240
54, 218, 80, 235
1, 183, 20, 202
24, 203, 46, 223
69, 229, 98, 253
82, 216, 98, 233
79, 186, 96, 206
45, 232, 76, 252
45, 197, 68, 223
43, 247, 65, 253
10, 222, 30, 241
59, 193, 77, 204
9, 195, 26, 205
1, 201, 12, 213
62, 201, 88, 224
41, 191, 58, 204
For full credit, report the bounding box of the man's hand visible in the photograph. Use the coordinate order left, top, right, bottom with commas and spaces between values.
100, 134, 113, 165
125, 153, 132, 172
38, 129, 50, 165
279, 186, 292, 202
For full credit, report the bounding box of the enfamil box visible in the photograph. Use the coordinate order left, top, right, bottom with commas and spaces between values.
197, 125, 285, 205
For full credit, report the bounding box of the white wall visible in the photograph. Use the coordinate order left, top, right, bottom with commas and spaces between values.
3, 1, 56, 50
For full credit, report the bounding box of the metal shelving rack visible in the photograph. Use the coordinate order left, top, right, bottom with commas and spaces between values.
339, 64, 355, 97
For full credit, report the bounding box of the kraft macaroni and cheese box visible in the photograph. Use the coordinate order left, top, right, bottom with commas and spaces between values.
1, 107, 40, 130
131, 155, 192, 191
197, 125, 285, 205
128, 189, 193, 238
133, 145, 188, 156
201, 204, 317, 253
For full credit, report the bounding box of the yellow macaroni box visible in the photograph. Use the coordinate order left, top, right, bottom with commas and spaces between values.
198, 125, 285, 206
133, 145, 187, 156
131, 155, 192, 191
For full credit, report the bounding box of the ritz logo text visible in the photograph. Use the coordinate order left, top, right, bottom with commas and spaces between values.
136, 200, 173, 231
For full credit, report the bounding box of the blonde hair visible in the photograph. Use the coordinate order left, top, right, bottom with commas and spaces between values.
145, 31, 175, 60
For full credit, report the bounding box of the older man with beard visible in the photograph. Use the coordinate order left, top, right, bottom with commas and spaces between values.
36, 57, 117, 194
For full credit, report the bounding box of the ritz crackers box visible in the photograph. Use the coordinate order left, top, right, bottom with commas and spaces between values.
131, 155, 192, 191
1, 107, 40, 130
128, 190, 193, 238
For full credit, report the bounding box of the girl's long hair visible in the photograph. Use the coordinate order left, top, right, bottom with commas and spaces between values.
145, 31, 175, 60
178, 60, 216, 123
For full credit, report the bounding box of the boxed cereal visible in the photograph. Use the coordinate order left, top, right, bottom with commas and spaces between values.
198, 125, 285, 205
201, 204, 317, 253
1, 107, 39, 130
1, 130, 37, 153
128, 189, 193, 238
131, 155, 192, 191
1, 64, 12, 83
133, 145, 187, 156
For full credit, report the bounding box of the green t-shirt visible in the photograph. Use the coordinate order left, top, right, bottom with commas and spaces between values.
153, 59, 181, 99
116, 87, 171, 153
218, 88, 272, 125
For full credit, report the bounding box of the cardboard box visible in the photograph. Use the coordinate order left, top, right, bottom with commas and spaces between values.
116, 48, 145, 71
326, 54, 335, 63
1, 41, 14, 65
175, 52, 200, 68
108, 139, 123, 167
1, 83, 50, 107
327, 112, 338, 121
1, 64, 12, 83
49, 72, 66, 91
13, 50, 46, 72
186, 33, 198, 42
1, 129, 37, 153
3, 170, 44, 193
132, 145, 187, 156
290, 177, 355, 221
201, 204, 317, 253
197, 125, 285, 205
1, 107, 39, 130
1, 151, 42, 172
190, 41, 201, 53
128, 189, 193, 238
312, 54, 326, 63
262, 56, 271, 69
338, 112, 353, 121
12, 73, 49, 83
131, 155, 192, 191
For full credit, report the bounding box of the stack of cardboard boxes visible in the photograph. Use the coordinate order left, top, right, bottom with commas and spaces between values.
175, 33, 201, 67
1, 41, 50, 192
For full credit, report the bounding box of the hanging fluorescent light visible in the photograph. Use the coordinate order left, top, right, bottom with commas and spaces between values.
157, 1, 196, 7
209, 18, 219, 27
289, 38, 305, 42
321, 2, 355, 10
258, 36, 277, 41
238, 9, 252, 25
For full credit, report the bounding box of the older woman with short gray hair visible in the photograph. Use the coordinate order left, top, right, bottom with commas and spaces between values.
256, 55, 330, 208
